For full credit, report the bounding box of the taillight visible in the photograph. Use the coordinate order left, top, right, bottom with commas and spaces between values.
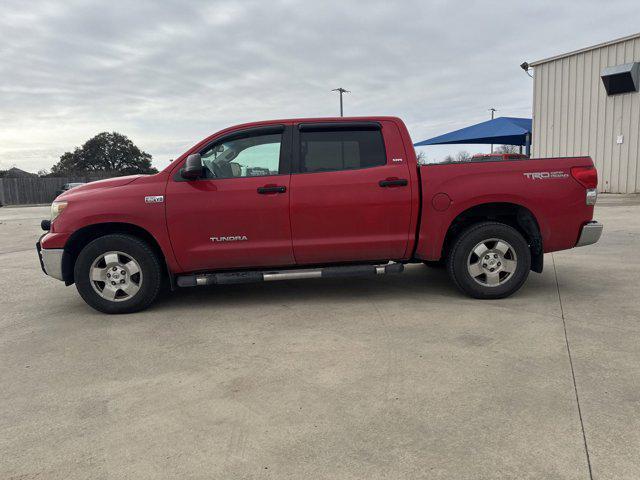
571, 166, 598, 205
571, 166, 598, 189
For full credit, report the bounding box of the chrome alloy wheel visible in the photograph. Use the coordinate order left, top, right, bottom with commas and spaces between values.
89, 251, 143, 302
467, 238, 517, 287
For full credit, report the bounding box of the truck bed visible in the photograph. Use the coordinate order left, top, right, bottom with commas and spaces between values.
415, 157, 596, 260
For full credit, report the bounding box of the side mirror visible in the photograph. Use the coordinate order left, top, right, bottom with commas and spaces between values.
181, 153, 202, 180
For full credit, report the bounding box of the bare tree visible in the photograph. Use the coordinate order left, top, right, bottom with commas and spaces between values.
495, 145, 519, 154
455, 151, 471, 162
416, 151, 428, 164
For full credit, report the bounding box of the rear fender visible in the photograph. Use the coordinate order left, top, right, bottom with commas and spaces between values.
418, 193, 544, 261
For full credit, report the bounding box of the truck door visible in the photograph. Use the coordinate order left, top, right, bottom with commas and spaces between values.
289, 121, 413, 264
165, 125, 295, 272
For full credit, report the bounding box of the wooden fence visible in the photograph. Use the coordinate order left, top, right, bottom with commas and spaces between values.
0, 174, 115, 206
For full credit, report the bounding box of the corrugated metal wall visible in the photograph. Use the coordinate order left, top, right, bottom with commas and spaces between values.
532, 36, 640, 193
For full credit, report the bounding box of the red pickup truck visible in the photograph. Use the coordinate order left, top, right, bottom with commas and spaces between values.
37, 117, 602, 313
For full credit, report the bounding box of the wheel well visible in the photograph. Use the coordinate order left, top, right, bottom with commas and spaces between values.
61, 223, 167, 285
441, 203, 544, 272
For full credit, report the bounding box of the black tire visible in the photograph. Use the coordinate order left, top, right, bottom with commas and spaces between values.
447, 222, 531, 299
74, 234, 163, 314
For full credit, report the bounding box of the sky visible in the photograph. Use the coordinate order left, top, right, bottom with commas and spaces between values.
1, 0, 639, 172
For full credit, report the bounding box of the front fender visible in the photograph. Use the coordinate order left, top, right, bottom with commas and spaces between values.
41, 173, 180, 273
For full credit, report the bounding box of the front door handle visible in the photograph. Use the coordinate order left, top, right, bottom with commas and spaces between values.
257, 185, 287, 194
379, 178, 408, 187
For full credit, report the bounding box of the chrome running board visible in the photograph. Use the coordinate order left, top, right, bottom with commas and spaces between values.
176, 262, 404, 287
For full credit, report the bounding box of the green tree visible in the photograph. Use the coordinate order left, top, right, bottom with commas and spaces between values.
51, 132, 157, 175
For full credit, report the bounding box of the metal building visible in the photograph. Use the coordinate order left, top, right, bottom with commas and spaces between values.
531, 32, 640, 193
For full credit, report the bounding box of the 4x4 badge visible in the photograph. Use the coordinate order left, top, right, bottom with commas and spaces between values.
145, 195, 164, 203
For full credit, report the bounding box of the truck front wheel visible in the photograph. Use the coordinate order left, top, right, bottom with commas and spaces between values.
447, 222, 531, 299
74, 234, 163, 314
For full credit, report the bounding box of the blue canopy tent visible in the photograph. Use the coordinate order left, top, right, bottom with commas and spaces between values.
414, 117, 532, 156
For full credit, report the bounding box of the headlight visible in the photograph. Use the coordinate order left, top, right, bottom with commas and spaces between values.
51, 201, 68, 222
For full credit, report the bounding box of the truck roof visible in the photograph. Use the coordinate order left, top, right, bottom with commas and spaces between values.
219, 116, 404, 127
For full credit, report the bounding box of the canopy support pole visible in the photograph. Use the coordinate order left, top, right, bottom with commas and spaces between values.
525, 133, 531, 157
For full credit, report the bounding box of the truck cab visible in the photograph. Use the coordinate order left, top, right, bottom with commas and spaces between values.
167, 119, 415, 271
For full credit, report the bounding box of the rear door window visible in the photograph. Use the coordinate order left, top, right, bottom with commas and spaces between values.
297, 129, 386, 173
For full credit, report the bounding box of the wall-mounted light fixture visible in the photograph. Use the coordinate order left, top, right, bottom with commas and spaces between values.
520, 62, 533, 78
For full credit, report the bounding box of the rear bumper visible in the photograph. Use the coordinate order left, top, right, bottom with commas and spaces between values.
36, 238, 64, 281
576, 221, 603, 247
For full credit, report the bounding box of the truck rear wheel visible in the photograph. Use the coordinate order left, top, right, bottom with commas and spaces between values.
447, 222, 530, 299
74, 234, 162, 314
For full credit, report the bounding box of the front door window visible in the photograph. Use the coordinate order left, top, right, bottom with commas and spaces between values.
201, 133, 282, 179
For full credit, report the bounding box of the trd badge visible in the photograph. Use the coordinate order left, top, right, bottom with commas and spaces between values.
523, 171, 568, 180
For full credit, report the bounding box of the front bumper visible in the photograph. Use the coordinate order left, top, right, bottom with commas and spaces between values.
36, 239, 64, 281
576, 221, 603, 247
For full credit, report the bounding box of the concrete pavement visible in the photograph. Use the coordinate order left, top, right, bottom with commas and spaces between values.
1, 196, 639, 479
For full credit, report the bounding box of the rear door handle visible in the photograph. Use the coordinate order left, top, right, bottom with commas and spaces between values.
379, 178, 408, 187
257, 185, 287, 194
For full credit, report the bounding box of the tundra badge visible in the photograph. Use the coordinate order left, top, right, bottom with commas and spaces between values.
210, 235, 248, 242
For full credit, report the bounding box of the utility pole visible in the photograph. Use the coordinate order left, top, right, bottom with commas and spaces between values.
489, 107, 497, 153
332, 88, 350, 117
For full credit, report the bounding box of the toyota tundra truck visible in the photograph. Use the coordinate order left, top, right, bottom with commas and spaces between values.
37, 117, 603, 313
